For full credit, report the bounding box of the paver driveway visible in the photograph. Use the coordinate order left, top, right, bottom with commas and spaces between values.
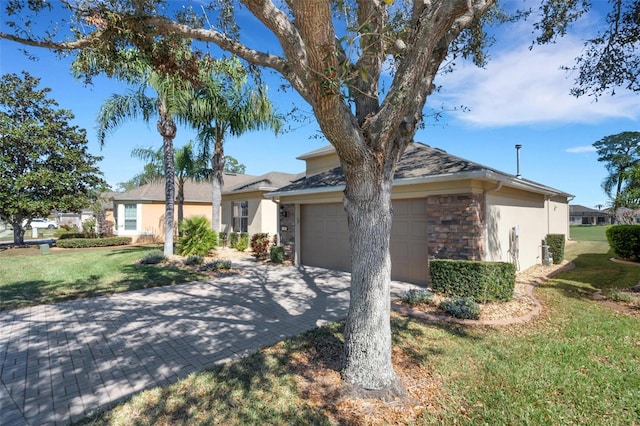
0, 260, 416, 425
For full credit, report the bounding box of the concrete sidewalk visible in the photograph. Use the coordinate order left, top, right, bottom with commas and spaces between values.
0, 261, 416, 425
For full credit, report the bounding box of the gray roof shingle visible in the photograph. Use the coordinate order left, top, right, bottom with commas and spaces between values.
272, 142, 568, 196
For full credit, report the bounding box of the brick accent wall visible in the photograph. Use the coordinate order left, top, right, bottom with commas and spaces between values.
426, 193, 485, 261
279, 204, 296, 260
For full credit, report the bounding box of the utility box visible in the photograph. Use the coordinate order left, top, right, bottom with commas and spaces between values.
39, 244, 50, 255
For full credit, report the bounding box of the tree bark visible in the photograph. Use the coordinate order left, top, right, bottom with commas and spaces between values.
177, 176, 185, 236
157, 105, 176, 257
211, 130, 225, 233
340, 156, 406, 400
12, 221, 25, 245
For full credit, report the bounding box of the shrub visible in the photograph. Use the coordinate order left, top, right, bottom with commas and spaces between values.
607, 225, 640, 260
55, 237, 131, 248
430, 259, 516, 303
235, 232, 249, 252
270, 246, 286, 264
178, 216, 217, 256
82, 218, 97, 238
229, 232, 239, 248
250, 233, 271, 259
56, 232, 85, 239
401, 289, 433, 306
99, 220, 114, 237
607, 290, 633, 303
139, 249, 166, 265
200, 259, 232, 271
439, 297, 480, 320
218, 232, 228, 247
184, 255, 204, 266
546, 234, 566, 264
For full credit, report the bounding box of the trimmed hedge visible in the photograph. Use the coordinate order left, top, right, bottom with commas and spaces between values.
57, 232, 86, 240
607, 225, 640, 260
546, 233, 566, 264
56, 237, 132, 248
429, 259, 516, 303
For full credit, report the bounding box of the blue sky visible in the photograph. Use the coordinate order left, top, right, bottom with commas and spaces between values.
1, 2, 637, 209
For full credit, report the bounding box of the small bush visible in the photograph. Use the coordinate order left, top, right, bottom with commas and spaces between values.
229, 232, 239, 248
184, 255, 204, 266
430, 259, 516, 303
200, 259, 232, 271
83, 218, 97, 238
139, 250, 167, 265
270, 246, 286, 264
546, 234, 565, 264
178, 216, 217, 256
250, 233, 271, 259
607, 225, 640, 260
55, 237, 131, 248
439, 297, 480, 320
235, 232, 249, 252
401, 289, 433, 306
218, 232, 228, 247
606, 290, 633, 303
57, 232, 86, 240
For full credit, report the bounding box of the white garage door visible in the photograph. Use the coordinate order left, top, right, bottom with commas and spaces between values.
300, 199, 429, 283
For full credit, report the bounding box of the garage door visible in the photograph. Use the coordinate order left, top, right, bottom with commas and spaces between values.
300, 199, 429, 283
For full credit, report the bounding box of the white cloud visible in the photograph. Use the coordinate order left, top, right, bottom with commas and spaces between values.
432, 30, 640, 128
566, 145, 597, 153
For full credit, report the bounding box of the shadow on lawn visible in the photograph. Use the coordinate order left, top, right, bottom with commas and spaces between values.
0, 264, 204, 311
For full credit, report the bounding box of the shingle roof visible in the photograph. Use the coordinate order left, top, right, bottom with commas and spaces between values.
112, 173, 255, 202
225, 171, 305, 193
271, 142, 569, 196
569, 204, 610, 215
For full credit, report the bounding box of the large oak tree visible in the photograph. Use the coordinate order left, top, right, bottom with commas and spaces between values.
2, 0, 633, 398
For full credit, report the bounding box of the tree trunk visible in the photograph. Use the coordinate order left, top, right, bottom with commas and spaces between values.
12, 221, 25, 245
340, 162, 406, 400
177, 176, 185, 235
211, 130, 225, 233
158, 108, 176, 257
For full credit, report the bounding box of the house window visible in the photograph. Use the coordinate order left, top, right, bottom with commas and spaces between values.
124, 204, 137, 231
232, 201, 248, 232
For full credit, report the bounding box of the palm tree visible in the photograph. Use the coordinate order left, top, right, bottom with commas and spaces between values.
130, 142, 211, 230
188, 57, 282, 232
96, 58, 196, 256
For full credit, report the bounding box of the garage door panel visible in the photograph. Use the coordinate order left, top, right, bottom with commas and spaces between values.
301, 199, 429, 283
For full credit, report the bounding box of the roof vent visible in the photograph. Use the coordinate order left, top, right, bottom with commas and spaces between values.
515, 144, 522, 178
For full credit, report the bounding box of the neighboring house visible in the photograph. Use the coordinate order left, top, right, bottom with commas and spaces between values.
221, 171, 304, 236
268, 142, 572, 284
111, 172, 302, 242
611, 207, 640, 225
569, 204, 612, 226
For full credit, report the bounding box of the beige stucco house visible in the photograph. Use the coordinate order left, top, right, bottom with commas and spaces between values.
111, 172, 301, 242
268, 143, 572, 284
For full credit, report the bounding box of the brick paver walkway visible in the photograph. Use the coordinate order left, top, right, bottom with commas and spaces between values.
0, 261, 416, 425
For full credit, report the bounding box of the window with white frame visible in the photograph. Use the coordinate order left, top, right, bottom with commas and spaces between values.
232, 201, 248, 233
124, 204, 137, 231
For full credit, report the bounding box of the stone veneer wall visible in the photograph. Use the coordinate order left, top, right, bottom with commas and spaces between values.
279, 204, 296, 260
426, 193, 485, 261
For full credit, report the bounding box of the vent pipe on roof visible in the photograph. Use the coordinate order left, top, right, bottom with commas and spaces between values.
515, 144, 522, 178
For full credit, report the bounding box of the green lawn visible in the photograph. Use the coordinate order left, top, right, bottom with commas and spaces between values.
82, 238, 640, 425
0, 246, 206, 311
569, 224, 610, 241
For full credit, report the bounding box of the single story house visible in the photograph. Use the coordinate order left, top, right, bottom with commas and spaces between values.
268, 142, 571, 284
569, 204, 613, 226
111, 172, 302, 242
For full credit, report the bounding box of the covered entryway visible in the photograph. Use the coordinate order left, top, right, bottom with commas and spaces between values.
300, 199, 429, 283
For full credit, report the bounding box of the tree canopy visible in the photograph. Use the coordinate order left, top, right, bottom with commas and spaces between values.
223, 156, 246, 174
593, 131, 640, 207
0, 71, 106, 245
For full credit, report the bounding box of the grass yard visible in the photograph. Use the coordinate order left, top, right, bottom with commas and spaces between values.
0, 245, 206, 311
81, 238, 640, 425
569, 224, 610, 241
